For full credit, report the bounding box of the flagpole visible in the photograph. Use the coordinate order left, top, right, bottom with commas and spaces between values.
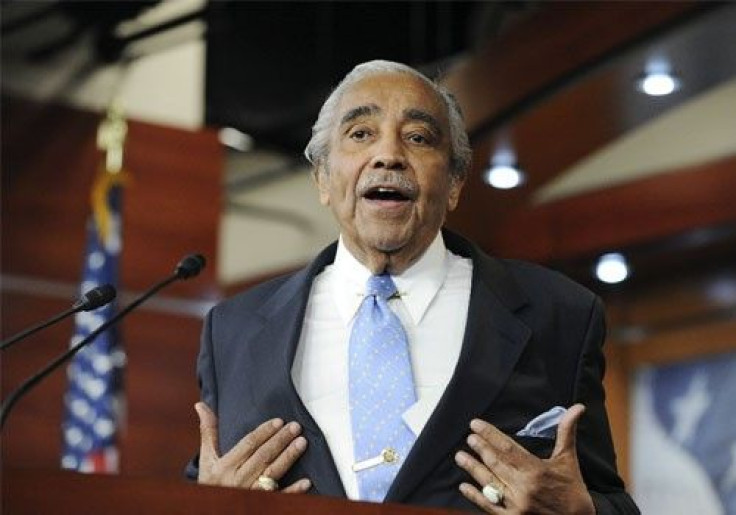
59, 102, 130, 473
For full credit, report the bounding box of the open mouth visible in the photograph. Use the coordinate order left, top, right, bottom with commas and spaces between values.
363, 187, 412, 202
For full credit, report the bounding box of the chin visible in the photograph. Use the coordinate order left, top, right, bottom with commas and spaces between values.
364, 230, 411, 254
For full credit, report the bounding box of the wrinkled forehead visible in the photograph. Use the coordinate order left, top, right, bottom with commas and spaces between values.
334, 72, 450, 130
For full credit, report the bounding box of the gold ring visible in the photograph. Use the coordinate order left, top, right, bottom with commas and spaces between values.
482, 482, 504, 505
257, 475, 279, 491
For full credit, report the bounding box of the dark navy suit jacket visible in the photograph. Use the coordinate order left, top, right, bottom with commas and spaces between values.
187, 230, 639, 513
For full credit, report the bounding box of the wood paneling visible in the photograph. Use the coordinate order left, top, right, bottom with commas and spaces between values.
602, 343, 631, 485
443, 2, 703, 134
623, 319, 736, 366
491, 155, 736, 262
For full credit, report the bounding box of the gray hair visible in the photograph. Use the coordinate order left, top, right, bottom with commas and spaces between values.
304, 60, 472, 180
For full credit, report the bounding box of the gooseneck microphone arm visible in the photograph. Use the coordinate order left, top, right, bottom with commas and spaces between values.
0, 254, 205, 430
0, 284, 117, 352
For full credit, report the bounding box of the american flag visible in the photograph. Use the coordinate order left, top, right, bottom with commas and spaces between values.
61, 174, 126, 473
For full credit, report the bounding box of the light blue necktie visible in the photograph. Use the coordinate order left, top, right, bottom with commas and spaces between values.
349, 274, 417, 502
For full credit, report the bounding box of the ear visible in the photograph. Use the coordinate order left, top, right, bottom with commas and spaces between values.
312, 163, 331, 206
446, 176, 465, 212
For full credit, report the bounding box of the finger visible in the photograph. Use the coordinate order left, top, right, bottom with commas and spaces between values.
459, 482, 503, 514
468, 419, 532, 481
552, 403, 586, 458
195, 402, 220, 464
454, 450, 500, 489
262, 434, 308, 480
470, 418, 531, 462
242, 422, 302, 477
282, 478, 312, 494
220, 418, 284, 468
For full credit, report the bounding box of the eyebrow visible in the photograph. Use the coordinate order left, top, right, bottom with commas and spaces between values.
403, 108, 443, 136
339, 104, 381, 126
338, 104, 444, 136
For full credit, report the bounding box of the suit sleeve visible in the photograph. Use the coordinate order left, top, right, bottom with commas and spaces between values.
574, 296, 640, 514
184, 308, 218, 480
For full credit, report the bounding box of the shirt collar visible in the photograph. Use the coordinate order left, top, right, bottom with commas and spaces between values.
329, 232, 449, 326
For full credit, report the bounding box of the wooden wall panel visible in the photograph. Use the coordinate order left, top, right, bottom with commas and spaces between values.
491, 155, 736, 261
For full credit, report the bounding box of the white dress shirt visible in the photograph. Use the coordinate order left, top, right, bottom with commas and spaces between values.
291, 232, 472, 499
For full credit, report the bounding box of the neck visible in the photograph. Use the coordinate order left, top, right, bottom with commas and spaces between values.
342, 237, 433, 276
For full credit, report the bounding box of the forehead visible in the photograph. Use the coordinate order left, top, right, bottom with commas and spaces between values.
336, 72, 449, 126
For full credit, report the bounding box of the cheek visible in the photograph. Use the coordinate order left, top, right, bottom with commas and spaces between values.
422, 170, 456, 206
327, 158, 361, 199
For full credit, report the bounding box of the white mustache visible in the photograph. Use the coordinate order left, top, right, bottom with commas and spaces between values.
356, 171, 418, 199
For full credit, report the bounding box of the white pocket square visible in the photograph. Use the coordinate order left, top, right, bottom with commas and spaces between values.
515, 406, 567, 438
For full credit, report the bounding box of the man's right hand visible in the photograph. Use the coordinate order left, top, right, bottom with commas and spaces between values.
195, 402, 311, 493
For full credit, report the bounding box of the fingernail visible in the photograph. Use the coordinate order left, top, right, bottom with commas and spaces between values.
454, 451, 467, 466
294, 436, 307, 451
470, 419, 484, 432
271, 418, 284, 429
300, 478, 312, 490
288, 421, 301, 435
467, 434, 479, 447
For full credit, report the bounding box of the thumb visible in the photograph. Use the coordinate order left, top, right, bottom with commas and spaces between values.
196, 402, 220, 464
551, 403, 585, 458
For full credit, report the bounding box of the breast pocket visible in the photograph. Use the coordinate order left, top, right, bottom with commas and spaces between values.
512, 435, 556, 459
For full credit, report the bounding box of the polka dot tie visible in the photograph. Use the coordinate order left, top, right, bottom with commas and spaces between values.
349, 274, 417, 502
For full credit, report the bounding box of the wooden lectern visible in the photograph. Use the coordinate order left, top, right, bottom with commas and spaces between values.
3, 468, 462, 515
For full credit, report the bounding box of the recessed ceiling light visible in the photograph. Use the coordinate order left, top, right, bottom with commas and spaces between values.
638, 71, 681, 96
484, 148, 525, 189
637, 58, 681, 97
484, 164, 525, 189
594, 253, 630, 284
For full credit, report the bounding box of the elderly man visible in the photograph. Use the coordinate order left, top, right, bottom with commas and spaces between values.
187, 60, 639, 514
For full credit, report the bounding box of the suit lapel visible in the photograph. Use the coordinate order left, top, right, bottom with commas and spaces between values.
240, 231, 532, 502
386, 231, 532, 502
246, 243, 347, 497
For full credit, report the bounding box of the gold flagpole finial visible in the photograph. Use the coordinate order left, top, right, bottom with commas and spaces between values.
97, 100, 128, 174
92, 100, 130, 244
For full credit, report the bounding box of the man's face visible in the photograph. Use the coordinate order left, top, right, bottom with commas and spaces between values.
315, 72, 464, 272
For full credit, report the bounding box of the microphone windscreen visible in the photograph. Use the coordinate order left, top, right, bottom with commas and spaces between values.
175, 254, 206, 279
77, 284, 117, 311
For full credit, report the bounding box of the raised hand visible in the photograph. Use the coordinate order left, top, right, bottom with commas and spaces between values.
455, 404, 595, 514
196, 402, 311, 493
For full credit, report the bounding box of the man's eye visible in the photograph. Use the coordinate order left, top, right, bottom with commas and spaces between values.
408, 133, 430, 144
350, 130, 369, 141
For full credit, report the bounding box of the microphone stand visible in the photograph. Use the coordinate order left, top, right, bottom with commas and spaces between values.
1, 306, 79, 352
0, 274, 177, 429
1, 284, 116, 352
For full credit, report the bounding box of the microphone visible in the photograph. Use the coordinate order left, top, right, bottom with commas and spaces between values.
73, 284, 117, 312
175, 253, 206, 279
0, 284, 117, 352
0, 253, 206, 429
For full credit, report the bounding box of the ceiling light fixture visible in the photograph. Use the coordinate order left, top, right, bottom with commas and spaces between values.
484, 148, 525, 190
637, 59, 681, 97
594, 253, 630, 284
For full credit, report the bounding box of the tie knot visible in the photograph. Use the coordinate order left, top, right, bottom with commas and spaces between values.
365, 274, 397, 300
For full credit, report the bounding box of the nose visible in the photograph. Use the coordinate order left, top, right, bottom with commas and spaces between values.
369, 134, 407, 171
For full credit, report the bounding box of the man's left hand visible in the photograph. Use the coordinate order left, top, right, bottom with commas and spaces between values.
454, 403, 595, 514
